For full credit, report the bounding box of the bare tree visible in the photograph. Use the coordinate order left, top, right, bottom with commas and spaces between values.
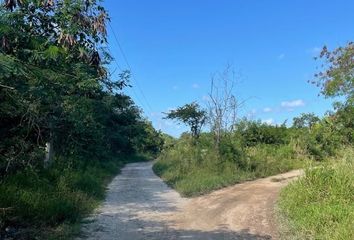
207, 64, 242, 149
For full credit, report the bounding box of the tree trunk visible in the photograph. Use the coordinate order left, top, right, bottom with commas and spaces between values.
44, 123, 54, 168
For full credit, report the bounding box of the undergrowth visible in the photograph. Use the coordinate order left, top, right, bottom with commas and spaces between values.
153, 136, 307, 197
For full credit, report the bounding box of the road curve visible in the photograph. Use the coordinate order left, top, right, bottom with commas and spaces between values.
78, 162, 302, 240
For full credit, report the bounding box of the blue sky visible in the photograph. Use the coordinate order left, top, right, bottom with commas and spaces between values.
103, 0, 354, 136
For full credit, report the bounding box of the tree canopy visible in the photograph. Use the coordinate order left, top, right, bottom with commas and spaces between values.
164, 102, 207, 139
292, 113, 320, 129
313, 43, 354, 105
0, 0, 162, 175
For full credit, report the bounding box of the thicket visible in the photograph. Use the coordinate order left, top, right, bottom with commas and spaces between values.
0, 1, 163, 239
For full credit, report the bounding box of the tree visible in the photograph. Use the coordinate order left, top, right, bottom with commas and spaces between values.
312, 43, 354, 144
312, 43, 354, 105
292, 113, 320, 129
164, 102, 207, 139
0, 1, 134, 174
207, 64, 242, 148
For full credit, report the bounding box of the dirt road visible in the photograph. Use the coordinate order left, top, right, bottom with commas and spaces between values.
79, 162, 302, 240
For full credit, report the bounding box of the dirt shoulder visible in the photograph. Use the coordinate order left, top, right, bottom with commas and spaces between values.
79, 162, 302, 240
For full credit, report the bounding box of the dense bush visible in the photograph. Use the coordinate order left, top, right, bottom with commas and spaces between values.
234, 119, 290, 146
291, 115, 350, 160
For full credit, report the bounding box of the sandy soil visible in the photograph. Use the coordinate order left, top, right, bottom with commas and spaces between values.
78, 162, 302, 240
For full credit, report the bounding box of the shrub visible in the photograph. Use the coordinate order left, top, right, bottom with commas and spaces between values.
234, 119, 290, 146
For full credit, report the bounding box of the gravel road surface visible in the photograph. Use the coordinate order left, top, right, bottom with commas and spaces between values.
79, 162, 301, 240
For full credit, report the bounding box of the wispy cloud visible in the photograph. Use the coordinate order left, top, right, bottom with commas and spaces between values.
192, 83, 200, 89
277, 53, 285, 60
263, 107, 272, 113
281, 99, 305, 108
172, 85, 179, 90
246, 109, 257, 118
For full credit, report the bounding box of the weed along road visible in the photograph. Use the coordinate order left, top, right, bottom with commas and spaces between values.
79, 162, 302, 240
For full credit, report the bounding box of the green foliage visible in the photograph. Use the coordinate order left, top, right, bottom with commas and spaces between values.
0, 0, 163, 174
154, 110, 351, 197
0, 154, 150, 239
276, 42, 354, 239
164, 102, 207, 139
279, 148, 354, 240
313, 43, 354, 104
292, 113, 320, 128
292, 115, 348, 160
234, 118, 289, 146
153, 131, 306, 197
0, 1, 163, 238
331, 102, 354, 144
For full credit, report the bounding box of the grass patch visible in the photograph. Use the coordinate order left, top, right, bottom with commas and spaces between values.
278, 148, 354, 240
0, 154, 151, 239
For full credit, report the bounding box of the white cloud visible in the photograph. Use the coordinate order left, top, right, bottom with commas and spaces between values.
263, 107, 272, 113
202, 95, 210, 101
262, 118, 274, 125
172, 85, 179, 90
281, 99, 305, 108
277, 53, 285, 60
192, 83, 200, 89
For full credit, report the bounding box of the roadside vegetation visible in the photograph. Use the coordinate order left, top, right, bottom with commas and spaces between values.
277, 43, 354, 240
154, 44, 353, 238
154, 121, 308, 196
1, 0, 353, 239
0, 1, 163, 239
0, 154, 151, 239
278, 148, 353, 240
